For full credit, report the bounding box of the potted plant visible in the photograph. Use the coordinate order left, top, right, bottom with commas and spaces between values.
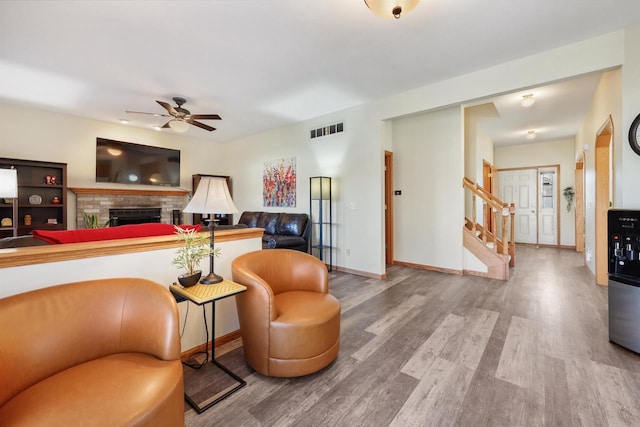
172, 225, 218, 287
83, 213, 110, 228
563, 186, 575, 212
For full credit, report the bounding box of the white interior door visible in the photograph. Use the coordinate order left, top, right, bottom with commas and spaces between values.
538, 169, 558, 245
499, 169, 537, 244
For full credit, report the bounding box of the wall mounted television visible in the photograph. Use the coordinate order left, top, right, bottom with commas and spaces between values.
96, 138, 180, 187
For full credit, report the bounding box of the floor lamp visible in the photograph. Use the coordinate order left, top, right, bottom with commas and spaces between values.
183, 176, 239, 284
0, 169, 18, 234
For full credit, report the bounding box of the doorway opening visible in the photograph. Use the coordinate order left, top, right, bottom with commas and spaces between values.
595, 115, 613, 286
384, 150, 394, 265
575, 155, 585, 253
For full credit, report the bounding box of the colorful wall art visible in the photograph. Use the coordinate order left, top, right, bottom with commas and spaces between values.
263, 157, 296, 207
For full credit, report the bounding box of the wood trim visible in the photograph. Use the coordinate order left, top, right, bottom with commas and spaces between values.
69, 187, 190, 196
575, 155, 585, 252
0, 228, 264, 269
384, 151, 394, 265
333, 265, 386, 280
392, 260, 463, 275
498, 165, 563, 248
595, 115, 613, 286
462, 228, 509, 280
181, 329, 242, 361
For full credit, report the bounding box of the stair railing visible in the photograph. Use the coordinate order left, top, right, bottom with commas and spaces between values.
462, 177, 515, 265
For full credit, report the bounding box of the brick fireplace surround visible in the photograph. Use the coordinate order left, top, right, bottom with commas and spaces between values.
70, 188, 189, 229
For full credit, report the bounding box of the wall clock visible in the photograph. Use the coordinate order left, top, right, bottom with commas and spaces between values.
629, 113, 640, 156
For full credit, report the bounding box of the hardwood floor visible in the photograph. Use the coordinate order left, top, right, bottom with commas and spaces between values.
184, 246, 640, 426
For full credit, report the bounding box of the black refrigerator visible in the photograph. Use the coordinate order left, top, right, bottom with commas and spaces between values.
608, 209, 640, 353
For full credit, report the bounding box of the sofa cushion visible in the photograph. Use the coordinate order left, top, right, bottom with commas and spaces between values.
32, 223, 201, 244
257, 212, 278, 235
238, 211, 262, 228
275, 213, 308, 236
0, 235, 50, 248
264, 235, 307, 249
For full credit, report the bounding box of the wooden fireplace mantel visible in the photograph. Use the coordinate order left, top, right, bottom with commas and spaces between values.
69, 187, 190, 196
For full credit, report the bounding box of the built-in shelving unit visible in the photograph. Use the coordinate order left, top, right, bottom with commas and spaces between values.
0, 158, 67, 238
309, 176, 332, 271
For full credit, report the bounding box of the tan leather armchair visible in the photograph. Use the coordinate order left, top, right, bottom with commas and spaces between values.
232, 249, 341, 377
0, 278, 184, 427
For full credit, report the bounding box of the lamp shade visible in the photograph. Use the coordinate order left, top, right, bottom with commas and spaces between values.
0, 169, 18, 198
310, 177, 331, 200
184, 176, 239, 214
364, 0, 420, 19
169, 119, 190, 133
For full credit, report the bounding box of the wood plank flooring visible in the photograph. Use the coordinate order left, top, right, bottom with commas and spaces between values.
184, 246, 640, 426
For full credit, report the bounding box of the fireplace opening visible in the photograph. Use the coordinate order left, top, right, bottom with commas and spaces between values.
109, 208, 161, 226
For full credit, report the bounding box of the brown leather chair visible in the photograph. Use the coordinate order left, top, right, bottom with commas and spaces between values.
232, 249, 340, 377
0, 278, 184, 427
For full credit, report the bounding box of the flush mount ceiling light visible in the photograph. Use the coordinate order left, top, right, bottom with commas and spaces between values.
526, 130, 536, 140
521, 94, 535, 107
364, 0, 420, 19
168, 119, 189, 133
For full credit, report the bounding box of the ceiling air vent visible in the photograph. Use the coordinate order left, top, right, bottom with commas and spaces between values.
310, 122, 344, 140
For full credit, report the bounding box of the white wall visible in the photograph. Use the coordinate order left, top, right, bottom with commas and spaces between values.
575, 69, 622, 274
222, 105, 386, 275
2, 29, 635, 277
0, 103, 229, 227
494, 138, 577, 246
0, 236, 263, 351
392, 106, 464, 271
621, 24, 640, 208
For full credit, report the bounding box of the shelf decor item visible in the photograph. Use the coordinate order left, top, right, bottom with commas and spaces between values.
309, 176, 332, 271
28, 194, 42, 205
183, 176, 239, 284
172, 225, 215, 287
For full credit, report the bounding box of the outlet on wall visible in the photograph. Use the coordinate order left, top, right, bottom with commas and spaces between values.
346, 248, 351, 256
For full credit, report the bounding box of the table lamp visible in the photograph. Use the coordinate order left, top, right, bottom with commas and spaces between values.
0, 169, 18, 199
183, 176, 238, 284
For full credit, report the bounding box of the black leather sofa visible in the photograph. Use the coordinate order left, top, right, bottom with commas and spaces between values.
237, 211, 309, 252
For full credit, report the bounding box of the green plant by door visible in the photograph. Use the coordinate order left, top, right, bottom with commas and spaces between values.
563, 186, 575, 212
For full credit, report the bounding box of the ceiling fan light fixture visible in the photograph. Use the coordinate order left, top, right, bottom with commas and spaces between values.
521, 94, 535, 107
169, 119, 189, 133
364, 0, 420, 19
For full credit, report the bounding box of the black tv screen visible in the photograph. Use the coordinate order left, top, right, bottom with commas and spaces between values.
96, 138, 180, 187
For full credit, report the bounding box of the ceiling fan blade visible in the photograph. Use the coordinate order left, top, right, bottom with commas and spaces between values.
161, 121, 172, 129
190, 114, 221, 120
125, 110, 171, 117
187, 119, 216, 132
156, 100, 178, 117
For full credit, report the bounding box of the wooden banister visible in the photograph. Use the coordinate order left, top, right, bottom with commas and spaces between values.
462, 177, 515, 267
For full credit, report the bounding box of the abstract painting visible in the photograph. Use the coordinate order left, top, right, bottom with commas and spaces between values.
263, 157, 296, 207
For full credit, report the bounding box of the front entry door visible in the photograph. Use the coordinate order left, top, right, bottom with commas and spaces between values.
499, 169, 537, 244
538, 168, 558, 245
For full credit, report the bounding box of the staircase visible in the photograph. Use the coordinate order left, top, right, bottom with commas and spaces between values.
462, 177, 515, 280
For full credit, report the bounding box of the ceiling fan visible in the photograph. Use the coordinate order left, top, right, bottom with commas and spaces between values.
126, 97, 221, 132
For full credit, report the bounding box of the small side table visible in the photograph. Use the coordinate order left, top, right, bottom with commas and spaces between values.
170, 279, 247, 414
